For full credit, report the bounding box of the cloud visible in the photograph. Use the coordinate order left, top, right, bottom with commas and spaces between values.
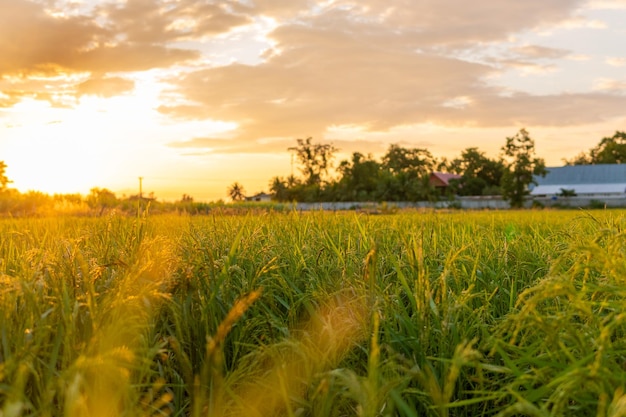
245, 0, 587, 46
551, 16, 608, 29
0, 91, 24, 108
593, 78, 626, 91
162, 23, 493, 134
498, 59, 559, 76
98, 0, 252, 43
0, 0, 254, 79
76, 76, 135, 98
158, 0, 626, 156
443, 92, 626, 126
0, 0, 255, 109
0, 0, 101, 76
587, 0, 626, 9
5, 0, 625, 160
606, 57, 626, 67
167, 135, 389, 156
161, 4, 626, 156
510, 45, 570, 59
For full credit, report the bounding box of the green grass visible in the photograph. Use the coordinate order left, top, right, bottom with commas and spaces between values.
1, 210, 625, 416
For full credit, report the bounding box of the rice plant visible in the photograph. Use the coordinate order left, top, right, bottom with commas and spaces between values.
0, 210, 623, 416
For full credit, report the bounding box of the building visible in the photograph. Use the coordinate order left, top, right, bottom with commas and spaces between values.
429, 172, 462, 195
530, 164, 626, 198
245, 192, 273, 202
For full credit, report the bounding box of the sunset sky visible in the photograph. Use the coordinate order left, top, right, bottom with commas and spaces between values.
1, 0, 626, 201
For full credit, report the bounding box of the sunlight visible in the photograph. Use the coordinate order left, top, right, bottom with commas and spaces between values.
2, 72, 245, 198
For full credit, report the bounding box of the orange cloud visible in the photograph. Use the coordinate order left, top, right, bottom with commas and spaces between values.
156, 0, 626, 156
76, 77, 135, 98
510, 45, 571, 59
98, 0, 252, 43
0, 0, 249, 108
4, 0, 626, 162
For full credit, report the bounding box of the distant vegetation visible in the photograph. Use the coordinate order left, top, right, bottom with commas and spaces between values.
564, 131, 626, 165
265, 129, 623, 205
1, 129, 624, 216
0, 186, 279, 217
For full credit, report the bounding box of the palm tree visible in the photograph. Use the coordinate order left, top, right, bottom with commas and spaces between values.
228, 182, 246, 202
0, 161, 11, 191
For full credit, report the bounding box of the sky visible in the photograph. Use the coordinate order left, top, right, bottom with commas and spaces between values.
1, 0, 626, 201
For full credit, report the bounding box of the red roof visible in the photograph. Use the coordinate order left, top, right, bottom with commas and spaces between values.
429, 172, 462, 187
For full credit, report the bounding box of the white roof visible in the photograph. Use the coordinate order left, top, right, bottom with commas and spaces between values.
531, 183, 626, 196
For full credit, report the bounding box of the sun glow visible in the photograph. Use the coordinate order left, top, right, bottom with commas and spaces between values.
2, 72, 243, 198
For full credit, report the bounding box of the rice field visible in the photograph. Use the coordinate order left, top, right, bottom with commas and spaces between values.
1, 209, 626, 416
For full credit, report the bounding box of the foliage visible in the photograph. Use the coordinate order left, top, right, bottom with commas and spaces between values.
448, 148, 505, 196
558, 188, 577, 197
86, 187, 119, 215
500, 128, 547, 208
335, 152, 382, 201
378, 144, 437, 201
564, 131, 626, 165
2, 210, 626, 416
288, 137, 339, 186
273, 141, 440, 202
227, 182, 246, 202
0, 161, 11, 191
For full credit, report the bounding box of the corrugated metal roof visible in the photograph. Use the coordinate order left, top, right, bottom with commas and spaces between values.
533, 164, 626, 187
531, 183, 626, 196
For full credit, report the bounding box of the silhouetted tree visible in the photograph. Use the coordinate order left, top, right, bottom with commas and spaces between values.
228, 182, 245, 202
0, 161, 11, 191
564, 131, 626, 165
269, 176, 288, 201
380, 144, 436, 201
564, 151, 593, 165
500, 129, 546, 208
336, 152, 381, 201
448, 147, 504, 196
87, 187, 118, 215
288, 137, 338, 186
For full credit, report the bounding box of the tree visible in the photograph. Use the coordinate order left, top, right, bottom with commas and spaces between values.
381, 145, 434, 175
227, 182, 245, 202
86, 187, 118, 215
563, 151, 593, 166
269, 176, 288, 201
336, 152, 381, 201
288, 137, 338, 186
558, 188, 577, 197
448, 148, 504, 196
500, 128, 546, 208
0, 161, 12, 191
380, 144, 436, 201
564, 131, 626, 165
588, 131, 626, 164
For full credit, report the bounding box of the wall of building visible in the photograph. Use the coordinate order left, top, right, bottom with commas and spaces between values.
285, 196, 626, 211
534, 196, 626, 208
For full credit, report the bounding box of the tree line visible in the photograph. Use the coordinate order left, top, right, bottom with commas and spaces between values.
240, 129, 622, 208
1, 129, 625, 215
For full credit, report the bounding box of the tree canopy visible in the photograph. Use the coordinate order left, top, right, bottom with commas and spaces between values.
447, 148, 504, 196
288, 137, 338, 186
564, 131, 626, 165
227, 182, 246, 202
0, 161, 11, 191
500, 129, 546, 208
261, 131, 554, 204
